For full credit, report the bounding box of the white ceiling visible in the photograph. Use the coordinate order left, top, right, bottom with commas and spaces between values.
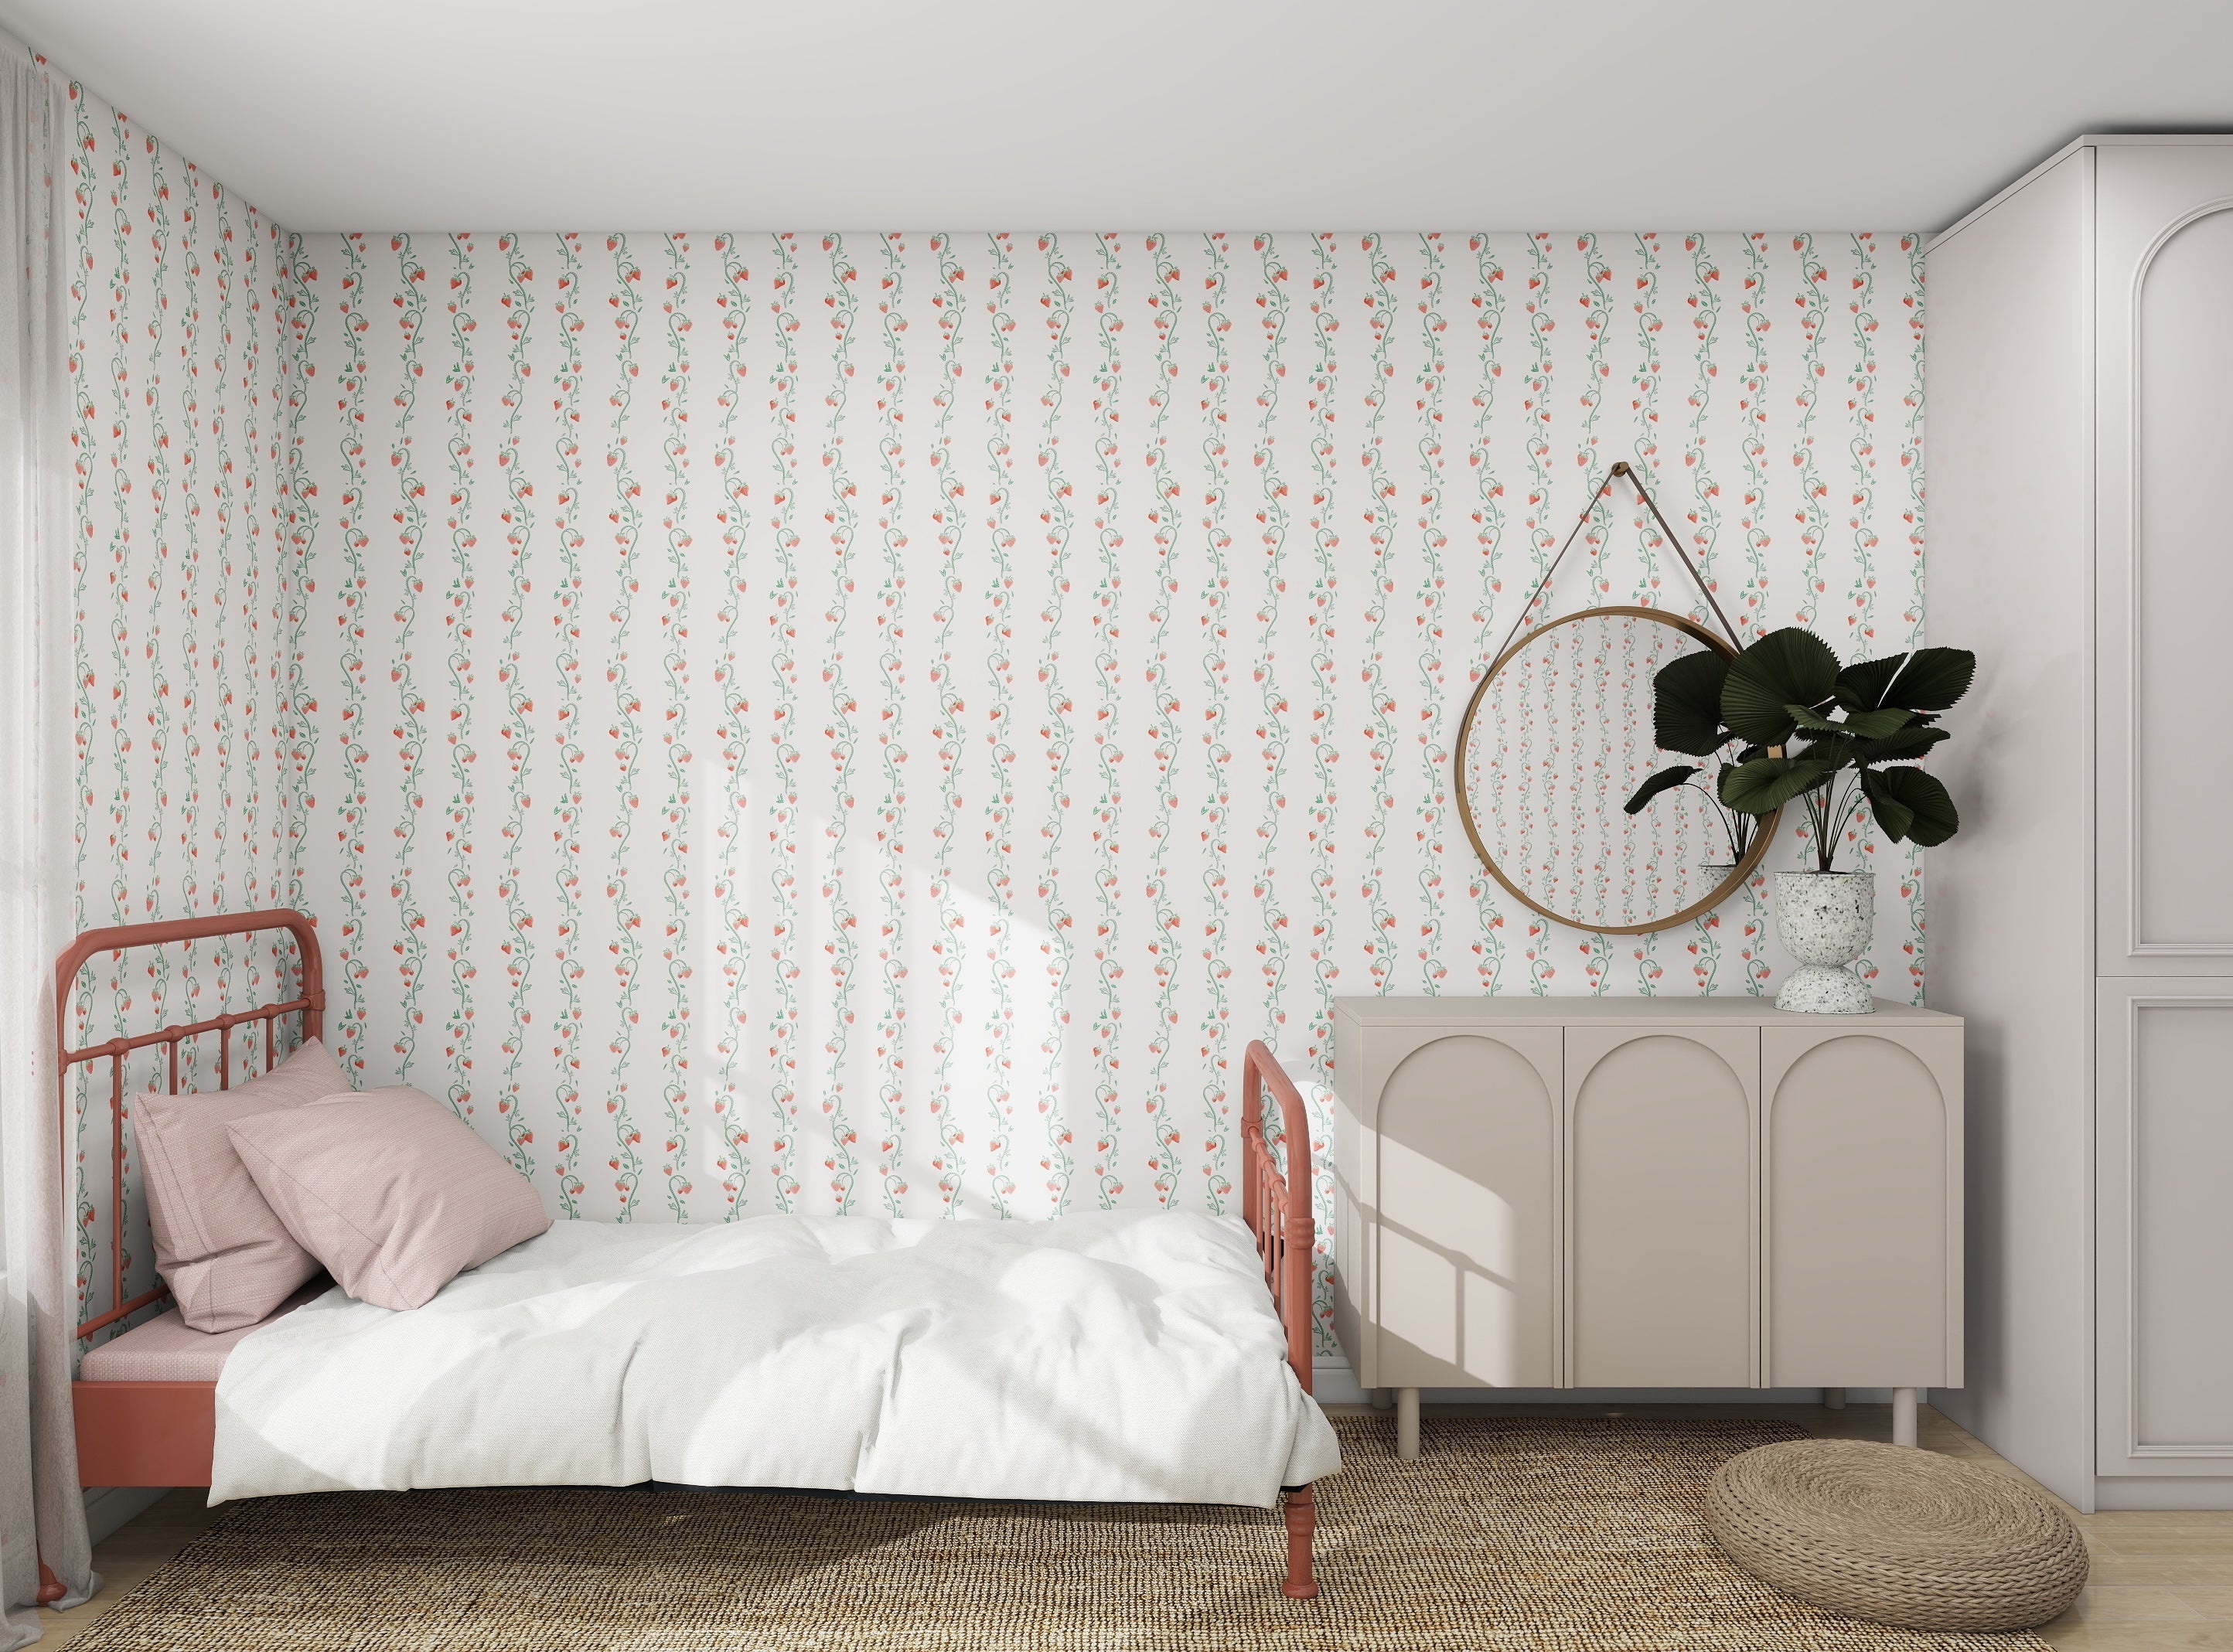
6, 0, 2231, 233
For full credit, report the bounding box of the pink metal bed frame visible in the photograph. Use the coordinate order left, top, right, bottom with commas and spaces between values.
47, 908, 324, 1603
1241, 1034, 1323, 1598
53, 910, 1323, 1601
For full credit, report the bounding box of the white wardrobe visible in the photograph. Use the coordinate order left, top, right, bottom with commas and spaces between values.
1933, 136, 2233, 1512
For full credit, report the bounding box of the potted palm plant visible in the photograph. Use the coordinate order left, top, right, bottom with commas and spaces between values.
1628, 628, 1974, 1013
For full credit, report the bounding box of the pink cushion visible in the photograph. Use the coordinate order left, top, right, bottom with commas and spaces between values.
227, 1087, 551, 1311
135, 1039, 349, 1333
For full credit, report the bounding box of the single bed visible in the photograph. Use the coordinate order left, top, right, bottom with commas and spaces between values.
61, 910, 1334, 1598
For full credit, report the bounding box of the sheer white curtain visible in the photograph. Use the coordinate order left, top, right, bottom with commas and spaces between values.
0, 33, 95, 1650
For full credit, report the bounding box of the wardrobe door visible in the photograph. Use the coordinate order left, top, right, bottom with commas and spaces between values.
1374, 1031, 1562, 1390
1762, 1024, 1961, 1389
2092, 142, 2233, 1482
1564, 1027, 1757, 1388
2096, 982, 2233, 1477
2096, 145, 2233, 975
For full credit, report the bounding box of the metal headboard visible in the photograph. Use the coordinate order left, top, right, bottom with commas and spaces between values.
55, 908, 324, 1340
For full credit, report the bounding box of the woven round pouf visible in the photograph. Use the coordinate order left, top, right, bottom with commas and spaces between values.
1706, 1439, 2088, 1633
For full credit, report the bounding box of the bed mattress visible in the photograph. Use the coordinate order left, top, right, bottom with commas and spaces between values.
77, 1279, 329, 1383
212, 1209, 1339, 1510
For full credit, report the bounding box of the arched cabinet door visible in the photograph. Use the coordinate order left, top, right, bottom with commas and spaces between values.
1565, 1027, 1757, 1388
1371, 1033, 1562, 1390
2098, 155, 2233, 974
1762, 1025, 1962, 1390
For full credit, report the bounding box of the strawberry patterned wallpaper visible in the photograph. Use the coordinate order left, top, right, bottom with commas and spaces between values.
285, 229, 1928, 1303
53, 63, 1931, 1349
60, 70, 310, 1323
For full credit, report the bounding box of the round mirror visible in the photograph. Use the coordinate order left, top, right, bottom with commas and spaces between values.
1454, 605, 1778, 934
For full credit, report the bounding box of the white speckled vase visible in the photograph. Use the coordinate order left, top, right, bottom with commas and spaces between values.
1773, 870, 1876, 1014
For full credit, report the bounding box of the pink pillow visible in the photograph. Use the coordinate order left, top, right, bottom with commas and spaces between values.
136, 1038, 349, 1332
226, 1086, 551, 1311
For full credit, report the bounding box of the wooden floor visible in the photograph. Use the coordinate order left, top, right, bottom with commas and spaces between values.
36, 1402, 2233, 1649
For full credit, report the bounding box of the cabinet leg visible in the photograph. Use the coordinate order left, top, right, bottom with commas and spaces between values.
1370, 1386, 1394, 1412
1892, 1386, 1918, 1447
1396, 1387, 1420, 1460
1822, 1386, 1846, 1411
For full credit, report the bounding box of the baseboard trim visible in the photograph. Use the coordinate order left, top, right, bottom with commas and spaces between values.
2094, 1476, 2233, 1511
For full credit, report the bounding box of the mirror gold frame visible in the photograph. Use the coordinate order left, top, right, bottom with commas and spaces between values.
1452, 604, 1783, 936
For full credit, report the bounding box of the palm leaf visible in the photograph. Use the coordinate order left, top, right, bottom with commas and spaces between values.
1835, 652, 1907, 713
1785, 703, 1914, 740
1884, 647, 1976, 712
1861, 765, 1960, 845
1722, 627, 1841, 745
1720, 754, 1839, 816
1850, 725, 1949, 766
1624, 765, 1699, 815
1652, 650, 1733, 756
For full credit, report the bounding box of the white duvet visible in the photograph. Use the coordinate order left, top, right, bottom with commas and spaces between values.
213, 1210, 1339, 1510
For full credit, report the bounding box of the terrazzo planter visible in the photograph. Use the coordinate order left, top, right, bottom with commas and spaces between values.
1773, 871, 1876, 1014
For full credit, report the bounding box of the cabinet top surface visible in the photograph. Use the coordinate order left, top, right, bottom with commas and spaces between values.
1333, 995, 1959, 1027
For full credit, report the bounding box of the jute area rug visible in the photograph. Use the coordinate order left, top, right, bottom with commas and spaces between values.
66, 1417, 2051, 1651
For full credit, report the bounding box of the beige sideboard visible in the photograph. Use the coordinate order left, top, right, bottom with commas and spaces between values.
1331, 996, 1962, 1457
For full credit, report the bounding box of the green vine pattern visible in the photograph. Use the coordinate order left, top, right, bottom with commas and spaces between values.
1734, 233, 1775, 991
1413, 233, 1450, 993
873, 233, 910, 1217
144, 130, 177, 1110
1845, 233, 1885, 993
657, 233, 694, 1218
1630, 232, 1665, 990
1088, 235, 1124, 1210
926, 231, 968, 1214
1679, 233, 1724, 995
1461, 236, 1511, 997
336, 233, 373, 1068
1141, 231, 1181, 1209
549, 232, 588, 1217
1574, 233, 1616, 996
493, 233, 537, 1177
440, 234, 478, 1123
765, 231, 803, 1214
281, 230, 318, 948
819, 233, 862, 1213
980, 232, 1019, 1221
605, 234, 646, 1218
1359, 234, 1397, 999
1304, 233, 1338, 1081
390, 234, 431, 1082
711, 231, 755, 1216
1193, 231, 1235, 1214
1256, 235, 1294, 1101
1035, 234, 1078, 1214
1792, 233, 1830, 632
1520, 236, 1556, 995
